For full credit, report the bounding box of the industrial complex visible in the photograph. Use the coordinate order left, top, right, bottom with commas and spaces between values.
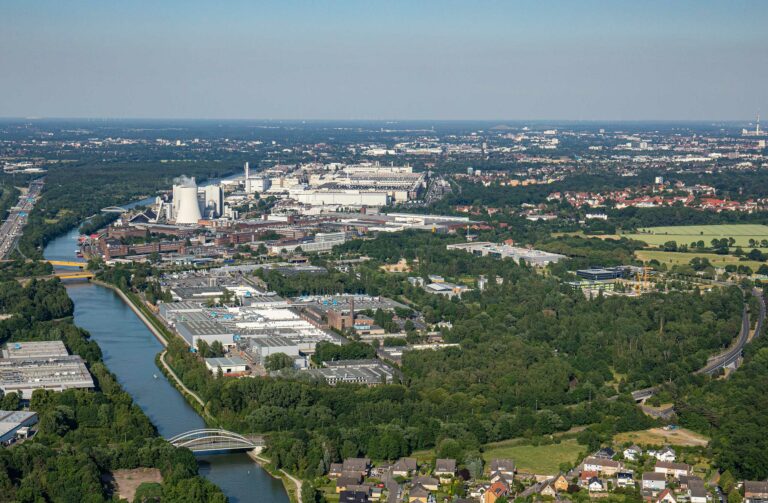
0, 341, 95, 399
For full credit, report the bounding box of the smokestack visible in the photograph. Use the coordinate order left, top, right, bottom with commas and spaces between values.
244, 161, 250, 180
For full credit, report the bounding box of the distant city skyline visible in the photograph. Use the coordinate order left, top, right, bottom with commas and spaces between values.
1, 0, 766, 120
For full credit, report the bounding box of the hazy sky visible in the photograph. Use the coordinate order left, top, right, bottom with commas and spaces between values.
1, 0, 766, 120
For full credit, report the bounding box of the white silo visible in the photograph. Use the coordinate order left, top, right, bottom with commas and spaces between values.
174, 178, 203, 224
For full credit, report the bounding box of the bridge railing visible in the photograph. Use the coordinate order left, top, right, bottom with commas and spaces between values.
167, 428, 263, 452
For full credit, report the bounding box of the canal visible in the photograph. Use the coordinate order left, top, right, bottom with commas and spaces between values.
44, 227, 289, 503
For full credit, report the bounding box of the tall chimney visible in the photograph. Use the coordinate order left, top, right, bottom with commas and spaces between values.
244, 161, 250, 180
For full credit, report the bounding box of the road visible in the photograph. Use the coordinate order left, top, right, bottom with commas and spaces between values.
383, 467, 401, 503
631, 287, 766, 401
0, 178, 44, 259
696, 287, 765, 375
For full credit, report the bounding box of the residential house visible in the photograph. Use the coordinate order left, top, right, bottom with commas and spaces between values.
642, 472, 667, 493
583, 457, 623, 476
655, 447, 676, 462
594, 447, 616, 459
409, 484, 430, 503
392, 458, 418, 478
687, 477, 708, 503
519, 482, 541, 499
483, 481, 510, 503
329, 463, 344, 478
337, 474, 363, 493
656, 488, 677, 503
434, 459, 456, 481
744, 481, 768, 503
623, 445, 642, 461
489, 471, 514, 486
654, 461, 691, 479
616, 472, 635, 488
339, 490, 369, 503
588, 477, 605, 492
539, 479, 557, 497
579, 471, 599, 487
488, 459, 516, 477
343, 458, 371, 477
412, 476, 439, 492
552, 474, 569, 492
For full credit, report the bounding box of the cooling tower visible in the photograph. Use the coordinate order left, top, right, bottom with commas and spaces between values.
174, 185, 203, 224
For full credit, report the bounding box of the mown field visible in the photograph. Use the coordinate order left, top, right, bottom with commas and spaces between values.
635, 250, 765, 271
614, 427, 709, 447
624, 224, 768, 248
481, 438, 584, 475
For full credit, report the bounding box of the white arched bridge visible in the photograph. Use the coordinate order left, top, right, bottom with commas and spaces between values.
168, 429, 265, 454
101, 206, 129, 213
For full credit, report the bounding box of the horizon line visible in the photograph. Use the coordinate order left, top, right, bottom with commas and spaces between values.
0, 116, 761, 124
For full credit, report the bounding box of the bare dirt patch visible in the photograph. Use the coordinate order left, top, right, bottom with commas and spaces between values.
106, 467, 163, 501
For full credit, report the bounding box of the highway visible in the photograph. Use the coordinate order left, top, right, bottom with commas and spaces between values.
0, 179, 44, 259
631, 287, 766, 401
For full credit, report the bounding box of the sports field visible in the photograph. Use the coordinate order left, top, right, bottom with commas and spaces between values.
624, 224, 768, 248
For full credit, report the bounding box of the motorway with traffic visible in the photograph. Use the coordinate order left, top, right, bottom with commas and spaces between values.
0, 178, 43, 259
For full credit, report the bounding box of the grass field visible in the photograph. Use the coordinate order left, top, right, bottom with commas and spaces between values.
482, 438, 584, 475
614, 427, 709, 447
624, 224, 768, 248
635, 250, 765, 270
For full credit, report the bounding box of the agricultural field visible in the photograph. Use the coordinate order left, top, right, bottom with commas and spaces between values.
624, 224, 768, 248
614, 427, 709, 448
635, 250, 765, 271
481, 438, 584, 475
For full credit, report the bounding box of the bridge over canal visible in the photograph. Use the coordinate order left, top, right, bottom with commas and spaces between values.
168, 429, 265, 454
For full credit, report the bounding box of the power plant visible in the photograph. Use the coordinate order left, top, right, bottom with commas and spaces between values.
172, 177, 204, 224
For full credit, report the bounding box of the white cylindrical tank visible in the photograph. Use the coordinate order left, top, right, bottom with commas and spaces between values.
175, 186, 203, 224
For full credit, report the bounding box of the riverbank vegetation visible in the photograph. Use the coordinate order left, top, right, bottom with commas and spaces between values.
0, 277, 226, 502
17, 161, 237, 259
133, 231, 751, 485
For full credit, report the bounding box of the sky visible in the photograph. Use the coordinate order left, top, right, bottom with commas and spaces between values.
1, 0, 767, 121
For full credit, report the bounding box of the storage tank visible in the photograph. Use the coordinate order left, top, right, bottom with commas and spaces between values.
174, 184, 203, 224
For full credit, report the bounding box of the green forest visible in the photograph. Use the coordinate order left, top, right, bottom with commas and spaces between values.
149, 231, 751, 483
0, 275, 226, 502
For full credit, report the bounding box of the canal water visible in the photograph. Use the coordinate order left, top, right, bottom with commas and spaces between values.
44, 228, 289, 503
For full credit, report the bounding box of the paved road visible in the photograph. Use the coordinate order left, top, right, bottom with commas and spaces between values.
631, 287, 766, 401
383, 467, 401, 503
0, 179, 43, 259
696, 287, 765, 375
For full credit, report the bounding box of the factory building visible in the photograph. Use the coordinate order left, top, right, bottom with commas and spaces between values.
203, 185, 223, 218
306, 360, 399, 386
176, 320, 234, 348
446, 242, 566, 266
291, 189, 390, 207
204, 356, 248, 376
244, 336, 300, 364
0, 342, 95, 399
0, 410, 38, 445
268, 232, 347, 255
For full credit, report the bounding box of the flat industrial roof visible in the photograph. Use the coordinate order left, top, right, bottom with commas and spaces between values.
2, 341, 69, 359
205, 357, 247, 367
